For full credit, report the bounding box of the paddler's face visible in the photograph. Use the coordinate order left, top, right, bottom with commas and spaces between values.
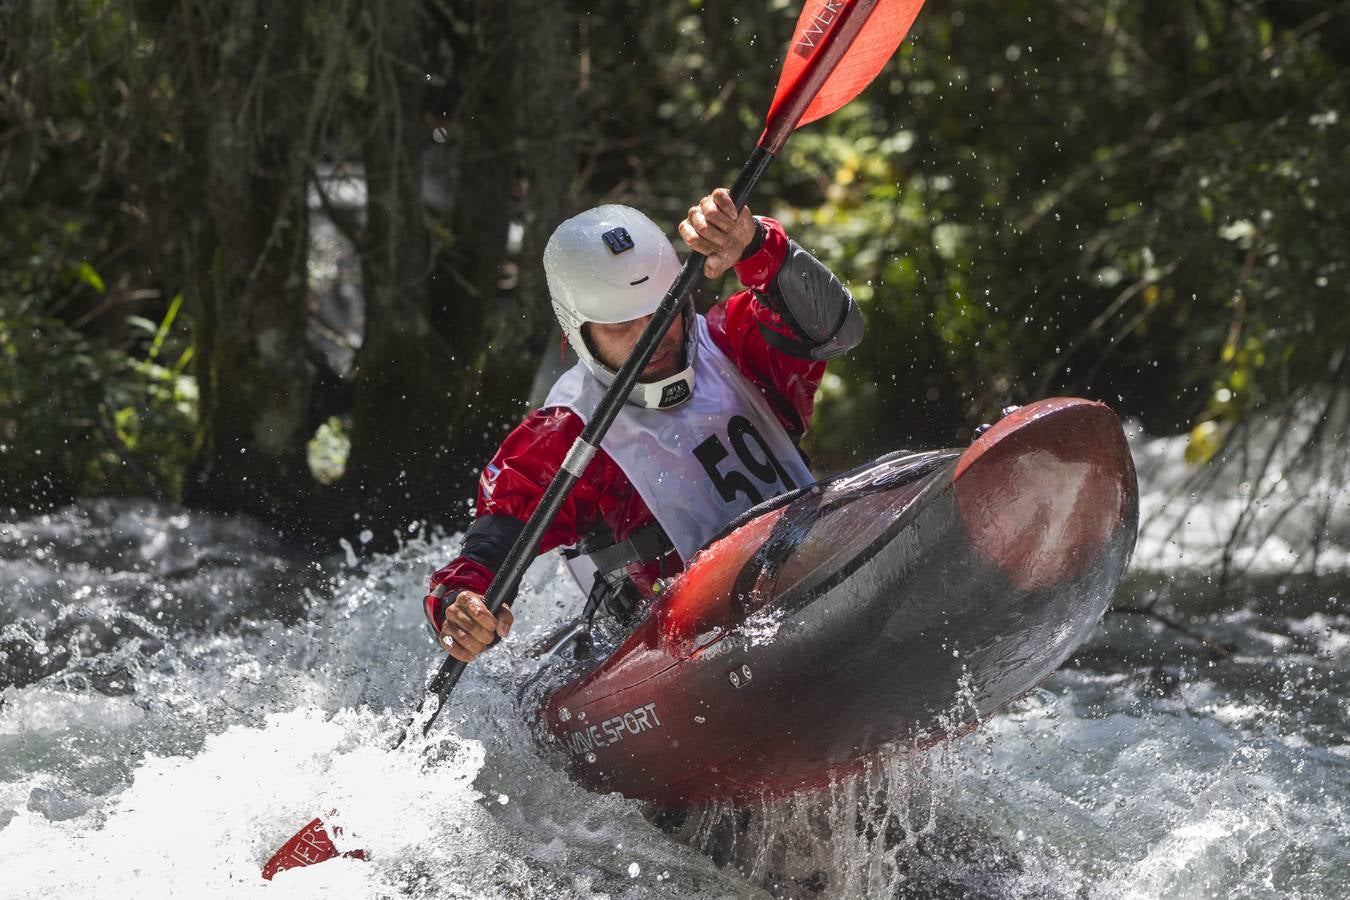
586, 312, 686, 383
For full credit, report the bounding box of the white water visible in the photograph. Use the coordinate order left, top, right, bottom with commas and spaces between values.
2, 422, 1347, 898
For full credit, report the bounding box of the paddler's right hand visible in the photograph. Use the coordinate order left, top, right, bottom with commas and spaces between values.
438, 590, 513, 663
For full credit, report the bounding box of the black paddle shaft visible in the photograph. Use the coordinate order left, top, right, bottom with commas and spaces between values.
394, 148, 776, 745
398, 0, 889, 745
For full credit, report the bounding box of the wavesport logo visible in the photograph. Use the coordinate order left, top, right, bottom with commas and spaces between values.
565, 702, 661, 757
794, 0, 847, 58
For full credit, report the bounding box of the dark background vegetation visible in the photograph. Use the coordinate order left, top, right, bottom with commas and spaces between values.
2, 0, 1347, 548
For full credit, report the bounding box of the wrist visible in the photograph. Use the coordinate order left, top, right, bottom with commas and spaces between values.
425, 584, 461, 633
732, 216, 787, 290
737, 217, 766, 262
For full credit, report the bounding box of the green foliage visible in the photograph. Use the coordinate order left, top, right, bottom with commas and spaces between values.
0, 199, 195, 509
0, 307, 198, 509
745, 0, 1350, 465
306, 416, 351, 485
620, 0, 1349, 465
4, 0, 1347, 518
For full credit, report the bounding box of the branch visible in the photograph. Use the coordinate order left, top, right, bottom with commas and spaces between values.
1033, 259, 1180, 397
1019, 1, 1350, 232
310, 170, 368, 249
1110, 606, 1235, 658
95, 406, 165, 501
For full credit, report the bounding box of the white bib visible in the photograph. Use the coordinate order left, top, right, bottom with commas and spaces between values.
545, 315, 814, 565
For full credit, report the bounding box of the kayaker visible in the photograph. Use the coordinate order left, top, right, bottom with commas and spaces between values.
426, 187, 862, 662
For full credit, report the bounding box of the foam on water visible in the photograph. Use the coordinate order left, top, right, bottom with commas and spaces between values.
2, 707, 488, 898
2, 408, 1348, 899
1, 505, 764, 898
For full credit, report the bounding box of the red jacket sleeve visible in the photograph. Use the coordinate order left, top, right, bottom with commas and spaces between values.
469, 407, 599, 551
426, 406, 657, 630
707, 216, 829, 438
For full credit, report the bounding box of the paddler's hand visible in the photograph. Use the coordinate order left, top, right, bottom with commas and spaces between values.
438, 591, 513, 663
678, 187, 758, 280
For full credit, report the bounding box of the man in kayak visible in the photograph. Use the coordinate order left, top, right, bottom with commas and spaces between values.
426, 187, 863, 662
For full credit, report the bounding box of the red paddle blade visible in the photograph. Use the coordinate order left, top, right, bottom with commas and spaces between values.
766, 0, 926, 138
261, 816, 368, 881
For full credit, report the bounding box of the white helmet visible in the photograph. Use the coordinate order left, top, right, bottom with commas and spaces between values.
544, 205, 696, 409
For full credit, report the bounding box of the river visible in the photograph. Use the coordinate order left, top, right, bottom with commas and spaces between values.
1, 422, 1346, 898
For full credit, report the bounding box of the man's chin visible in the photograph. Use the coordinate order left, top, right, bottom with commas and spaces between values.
637, 352, 684, 383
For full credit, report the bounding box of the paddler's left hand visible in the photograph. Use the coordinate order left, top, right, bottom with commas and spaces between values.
678, 187, 758, 279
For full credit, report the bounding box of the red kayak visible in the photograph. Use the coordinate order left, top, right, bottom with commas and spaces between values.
528, 397, 1138, 805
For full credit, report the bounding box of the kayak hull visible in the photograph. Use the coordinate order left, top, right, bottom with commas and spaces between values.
532, 398, 1138, 806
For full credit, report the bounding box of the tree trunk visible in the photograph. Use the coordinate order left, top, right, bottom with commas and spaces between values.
182, 1, 316, 524
434, 0, 520, 455
475, 0, 579, 425
335, 0, 451, 527
340, 0, 576, 536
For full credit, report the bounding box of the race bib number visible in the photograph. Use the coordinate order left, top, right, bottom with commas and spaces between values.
693, 415, 799, 507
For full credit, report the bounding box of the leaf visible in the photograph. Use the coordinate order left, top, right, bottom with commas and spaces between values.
148, 292, 183, 362
1184, 420, 1223, 466
74, 261, 106, 293
114, 406, 139, 448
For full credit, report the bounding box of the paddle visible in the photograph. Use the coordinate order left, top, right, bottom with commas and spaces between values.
262, 0, 926, 880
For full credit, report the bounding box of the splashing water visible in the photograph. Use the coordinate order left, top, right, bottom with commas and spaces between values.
3, 418, 1348, 899
0, 503, 755, 898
